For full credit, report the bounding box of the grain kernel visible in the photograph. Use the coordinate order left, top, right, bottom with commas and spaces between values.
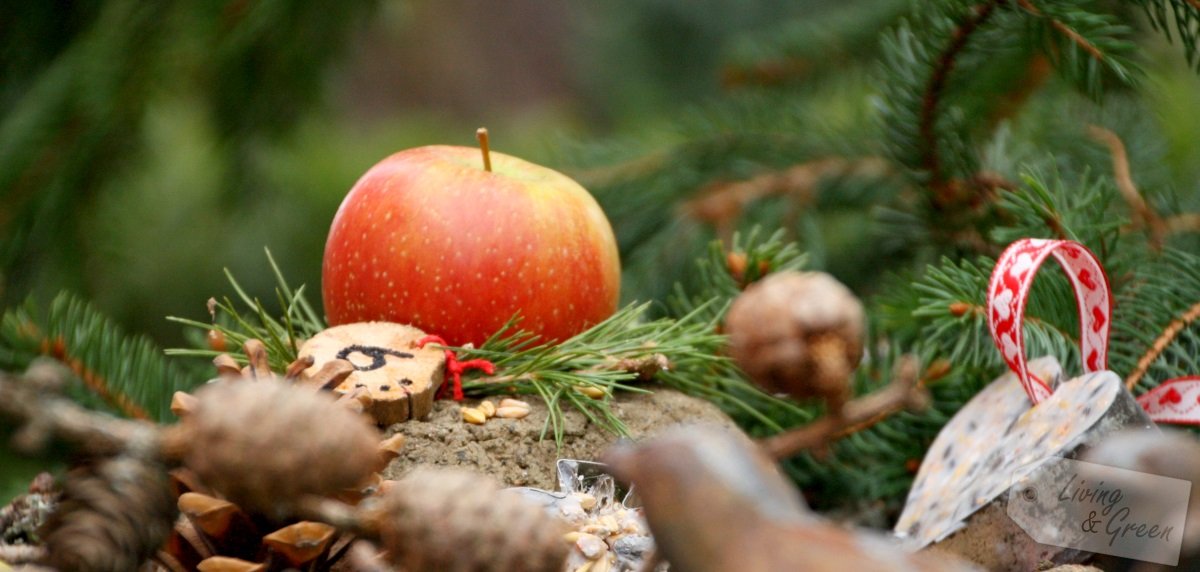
478, 400, 496, 418
461, 407, 487, 425
575, 492, 597, 510
495, 406, 530, 419
499, 398, 531, 410
575, 533, 606, 559
575, 385, 606, 399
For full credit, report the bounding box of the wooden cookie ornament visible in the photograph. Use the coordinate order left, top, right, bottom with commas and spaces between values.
298, 322, 482, 424
895, 239, 1200, 570
320, 128, 621, 347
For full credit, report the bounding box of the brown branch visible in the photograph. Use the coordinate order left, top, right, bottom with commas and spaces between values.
1018, 0, 1104, 61
759, 356, 929, 459
721, 58, 813, 88
832, 359, 952, 439
681, 157, 890, 243
1125, 300, 1200, 390
1165, 213, 1200, 235
1087, 125, 1166, 250
479, 351, 675, 387
920, 2, 1002, 204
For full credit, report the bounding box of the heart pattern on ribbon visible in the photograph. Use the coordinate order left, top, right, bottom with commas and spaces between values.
986, 238, 1200, 424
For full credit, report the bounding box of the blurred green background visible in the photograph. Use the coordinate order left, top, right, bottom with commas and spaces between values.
6, 0, 1199, 347
0, 0, 847, 346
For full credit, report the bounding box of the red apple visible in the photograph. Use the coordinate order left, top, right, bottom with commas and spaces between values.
322, 141, 621, 347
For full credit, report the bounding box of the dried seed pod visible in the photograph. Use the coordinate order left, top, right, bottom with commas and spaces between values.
42, 456, 176, 572
166, 380, 381, 517
374, 467, 569, 572
299, 322, 447, 424
724, 271, 864, 410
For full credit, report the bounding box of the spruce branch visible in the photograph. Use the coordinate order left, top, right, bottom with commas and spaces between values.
1132, 0, 1200, 70
0, 293, 194, 421
1014, 0, 1140, 97
458, 302, 727, 440
918, 1, 1002, 201
1125, 299, 1200, 390
167, 248, 325, 373
1018, 0, 1105, 61
1114, 249, 1200, 393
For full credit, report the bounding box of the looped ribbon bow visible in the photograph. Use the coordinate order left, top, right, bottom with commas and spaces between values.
986, 238, 1200, 425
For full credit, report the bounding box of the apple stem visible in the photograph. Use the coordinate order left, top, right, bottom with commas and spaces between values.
476, 127, 493, 172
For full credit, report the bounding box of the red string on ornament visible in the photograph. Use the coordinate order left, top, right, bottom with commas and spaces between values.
416, 335, 496, 401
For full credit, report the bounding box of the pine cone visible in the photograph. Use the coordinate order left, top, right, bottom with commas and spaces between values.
725, 271, 864, 409
374, 467, 569, 572
165, 379, 381, 518
41, 456, 175, 572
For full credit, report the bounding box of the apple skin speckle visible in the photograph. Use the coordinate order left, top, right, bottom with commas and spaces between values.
321, 145, 621, 347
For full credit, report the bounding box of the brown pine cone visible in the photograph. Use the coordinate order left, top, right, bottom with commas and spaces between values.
725, 271, 864, 410
164, 379, 381, 518
41, 456, 175, 572
373, 467, 569, 572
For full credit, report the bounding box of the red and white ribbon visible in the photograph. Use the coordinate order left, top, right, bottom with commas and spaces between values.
986, 238, 1200, 425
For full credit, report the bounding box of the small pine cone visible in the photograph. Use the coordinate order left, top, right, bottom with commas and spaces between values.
374, 468, 569, 572
42, 456, 175, 572
165, 379, 381, 518
725, 271, 864, 409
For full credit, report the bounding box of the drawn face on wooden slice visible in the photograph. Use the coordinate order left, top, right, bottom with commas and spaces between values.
895, 356, 1148, 548
299, 322, 446, 425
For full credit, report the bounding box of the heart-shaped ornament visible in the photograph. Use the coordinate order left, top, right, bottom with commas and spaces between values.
894, 239, 1159, 569
896, 365, 1152, 568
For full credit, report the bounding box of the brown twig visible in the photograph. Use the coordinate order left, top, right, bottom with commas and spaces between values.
1164, 213, 1200, 235
682, 157, 890, 243
720, 58, 812, 88
479, 352, 674, 385
25, 330, 152, 420
1126, 300, 1200, 391
1017, 0, 1105, 61
759, 356, 929, 459
833, 359, 952, 439
920, 1, 1002, 205
1087, 124, 1166, 250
